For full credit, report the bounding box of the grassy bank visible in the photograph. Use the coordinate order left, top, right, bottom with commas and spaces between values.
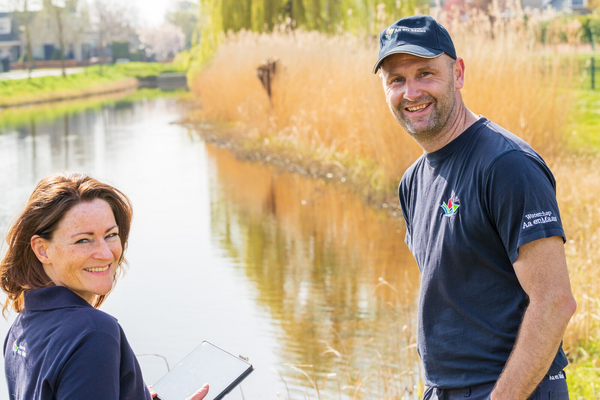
0, 88, 189, 131
188, 12, 600, 397
0, 63, 184, 108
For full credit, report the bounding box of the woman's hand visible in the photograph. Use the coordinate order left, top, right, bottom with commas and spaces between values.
148, 384, 209, 400
186, 384, 209, 400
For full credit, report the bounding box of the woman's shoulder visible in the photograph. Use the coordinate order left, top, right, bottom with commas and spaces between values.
22, 287, 122, 343
76, 306, 122, 340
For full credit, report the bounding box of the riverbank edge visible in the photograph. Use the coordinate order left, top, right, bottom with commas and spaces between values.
0, 78, 138, 109
179, 113, 403, 217
180, 106, 600, 397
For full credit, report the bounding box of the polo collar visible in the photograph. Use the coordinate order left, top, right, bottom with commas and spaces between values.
24, 286, 93, 312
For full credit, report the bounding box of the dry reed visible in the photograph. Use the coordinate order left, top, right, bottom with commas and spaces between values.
191, 10, 573, 189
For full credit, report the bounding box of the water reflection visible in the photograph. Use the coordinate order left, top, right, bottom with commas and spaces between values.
0, 93, 421, 400
207, 145, 421, 398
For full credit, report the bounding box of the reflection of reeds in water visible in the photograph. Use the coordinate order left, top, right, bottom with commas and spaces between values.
206, 144, 422, 398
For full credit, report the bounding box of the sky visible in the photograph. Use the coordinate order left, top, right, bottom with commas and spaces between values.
129, 0, 174, 26
0, 0, 177, 27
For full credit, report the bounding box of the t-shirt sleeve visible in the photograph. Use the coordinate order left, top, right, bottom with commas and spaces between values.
55, 330, 121, 400
484, 150, 565, 264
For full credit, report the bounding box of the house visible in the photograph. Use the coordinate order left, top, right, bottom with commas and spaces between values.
0, 13, 22, 64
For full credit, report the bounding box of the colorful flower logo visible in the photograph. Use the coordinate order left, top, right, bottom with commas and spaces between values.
441, 198, 460, 217
12, 341, 18, 354
385, 27, 396, 40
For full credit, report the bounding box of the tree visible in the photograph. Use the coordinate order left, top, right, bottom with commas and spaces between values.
138, 23, 185, 60
43, 0, 69, 77
91, 0, 137, 71
10, 0, 39, 75
166, 0, 199, 49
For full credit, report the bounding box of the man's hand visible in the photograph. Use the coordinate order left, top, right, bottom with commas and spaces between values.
490, 236, 576, 400
149, 383, 209, 400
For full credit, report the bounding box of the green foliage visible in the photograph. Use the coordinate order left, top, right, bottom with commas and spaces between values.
578, 13, 600, 46
175, 0, 223, 82
209, 0, 428, 36
112, 42, 131, 60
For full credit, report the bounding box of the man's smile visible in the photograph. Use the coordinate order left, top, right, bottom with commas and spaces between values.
405, 103, 431, 113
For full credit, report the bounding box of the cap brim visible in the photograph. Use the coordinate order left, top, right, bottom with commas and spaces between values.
372, 45, 444, 74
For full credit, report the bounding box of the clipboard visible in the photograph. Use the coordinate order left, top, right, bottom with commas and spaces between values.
152, 341, 253, 400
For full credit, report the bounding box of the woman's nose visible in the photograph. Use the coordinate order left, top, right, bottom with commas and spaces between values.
94, 240, 114, 260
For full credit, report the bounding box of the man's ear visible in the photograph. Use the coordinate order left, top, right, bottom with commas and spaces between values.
454, 57, 466, 90
31, 236, 51, 265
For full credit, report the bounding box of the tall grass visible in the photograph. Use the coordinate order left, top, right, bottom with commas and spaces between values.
191, 10, 573, 189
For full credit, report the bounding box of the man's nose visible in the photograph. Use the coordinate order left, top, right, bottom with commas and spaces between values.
403, 80, 421, 101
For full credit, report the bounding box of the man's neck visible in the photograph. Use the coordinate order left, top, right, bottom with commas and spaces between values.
416, 102, 479, 154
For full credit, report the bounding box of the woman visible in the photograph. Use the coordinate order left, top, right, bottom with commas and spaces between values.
1, 172, 208, 400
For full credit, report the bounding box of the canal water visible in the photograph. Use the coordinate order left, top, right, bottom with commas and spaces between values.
0, 94, 420, 399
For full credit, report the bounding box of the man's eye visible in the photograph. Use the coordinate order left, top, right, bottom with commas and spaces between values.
392, 77, 404, 83
421, 72, 432, 77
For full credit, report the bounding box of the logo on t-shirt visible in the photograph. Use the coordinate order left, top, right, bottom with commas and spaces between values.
522, 210, 558, 230
12, 341, 26, 357
441, 197, 460, 217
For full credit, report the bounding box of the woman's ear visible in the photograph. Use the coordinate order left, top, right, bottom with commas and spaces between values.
31, 236, 51, 265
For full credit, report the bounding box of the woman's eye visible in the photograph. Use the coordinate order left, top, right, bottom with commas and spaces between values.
75, 238, 90, 244
106, 233, 119, 239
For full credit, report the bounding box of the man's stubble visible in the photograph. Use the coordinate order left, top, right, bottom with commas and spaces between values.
390, 75, 457, 144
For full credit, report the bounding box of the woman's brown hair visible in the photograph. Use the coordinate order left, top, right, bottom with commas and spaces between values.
0, 172, 133, 317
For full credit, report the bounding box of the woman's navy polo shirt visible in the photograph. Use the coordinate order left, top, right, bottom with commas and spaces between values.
3, 286, 152, 400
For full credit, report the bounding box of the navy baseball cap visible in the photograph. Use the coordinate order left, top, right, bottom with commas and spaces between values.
373, 15, 457, 74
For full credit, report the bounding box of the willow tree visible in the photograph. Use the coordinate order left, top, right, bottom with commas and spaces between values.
216, 0, 426, 35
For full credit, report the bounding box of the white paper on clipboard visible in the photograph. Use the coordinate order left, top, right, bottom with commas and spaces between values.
152, 341, 253, 400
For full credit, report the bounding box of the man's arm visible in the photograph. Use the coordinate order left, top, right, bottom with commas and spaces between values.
490, 236, 576, 400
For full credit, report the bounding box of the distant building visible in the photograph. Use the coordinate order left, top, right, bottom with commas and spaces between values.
521, 0, 587, 11
0, 13, 22, 63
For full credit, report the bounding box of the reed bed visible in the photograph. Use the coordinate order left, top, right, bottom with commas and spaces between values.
191, 10, 573, 189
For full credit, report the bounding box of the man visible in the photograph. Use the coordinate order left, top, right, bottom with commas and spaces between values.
373, 15, 576, 400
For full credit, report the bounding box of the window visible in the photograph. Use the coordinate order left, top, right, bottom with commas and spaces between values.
0, 17, 11, 35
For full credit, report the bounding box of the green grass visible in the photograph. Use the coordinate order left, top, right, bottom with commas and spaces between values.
98, 62, 186, 78
566, 89, 600, 154
568, 339, 600, 399
0, 88, 188, 131
0, 63, 185, 106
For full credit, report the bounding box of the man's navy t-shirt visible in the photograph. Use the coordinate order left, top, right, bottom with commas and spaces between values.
398, 117, 568, 388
